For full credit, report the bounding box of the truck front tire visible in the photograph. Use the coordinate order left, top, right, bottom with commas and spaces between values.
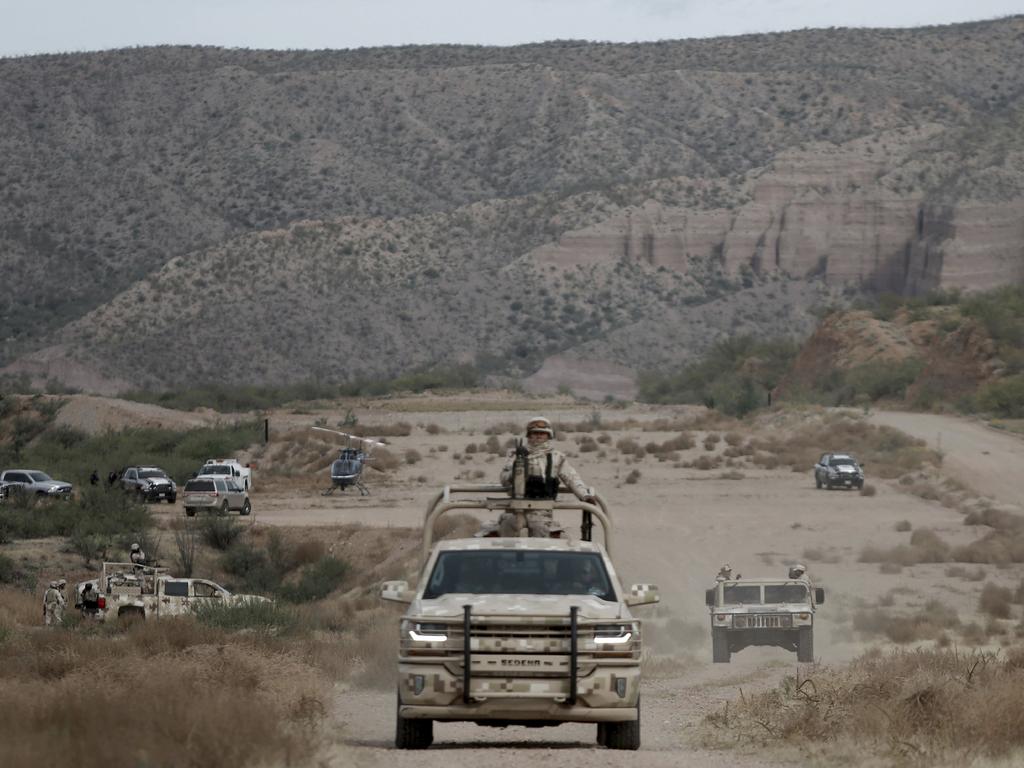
712, 627, 731, 663
797, 627, 814, 662
395, 693, 432, 749
603, 699, 640, 750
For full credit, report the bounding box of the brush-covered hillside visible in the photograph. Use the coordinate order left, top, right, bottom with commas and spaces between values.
2, 17, 1024, 392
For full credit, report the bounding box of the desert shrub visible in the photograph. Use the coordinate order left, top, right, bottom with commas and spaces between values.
894, 519, 911, 532
0, 487, 150, 541
173, 522, 199, 577
424, 423, 443, 435
852, 600, 960, 643
859, 483, 877, 497
370, 448, 400, 471
704, 647, 1024, 763
483, 421, 518, 435
464, 442, 478, 454
979, 583, 1014, 619
859, 528, 950, 566
963, 507, 1024, 530
200, 516, 244, 551
691, 455, 721, 471
945, 565, 986, 581
290, 540, 327, 568
404, 449, 422, 465
280, 557, 349, 603
221, 544, 280, 594
703, 432, 720, 450
353, 422, 411, 438
483, 435, 503, 455
718, 470, 745, 480
193, 599, 300, 634
579, 437, 599, 452
624, 469, 641, 485
638, 336, 795, 416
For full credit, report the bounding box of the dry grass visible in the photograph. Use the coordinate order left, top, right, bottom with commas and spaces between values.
860, 528, 951, 566
980, 583, 1014, 619
860, 483, 878, 497
852, 601, 960, 643
0, 597, 328, 768
703, 648, 1024, 764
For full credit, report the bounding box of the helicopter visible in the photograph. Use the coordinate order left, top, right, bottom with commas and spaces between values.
312, 427, 386, 496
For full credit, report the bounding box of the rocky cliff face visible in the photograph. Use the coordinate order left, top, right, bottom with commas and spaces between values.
529, 126, 1024, 295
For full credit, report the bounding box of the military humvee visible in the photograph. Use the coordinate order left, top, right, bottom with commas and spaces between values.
705, 577, 825, 663
381, 484, 659, 750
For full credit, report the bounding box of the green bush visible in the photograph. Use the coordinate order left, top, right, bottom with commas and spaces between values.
638, 336, 796, 416
11, 420, 262, 488
199, 516, 244, 551
193, 599, 299, 634
279, 557, 349, 603
0, 487, 149, 540
975, 375, 1024, 418
221, 544, 281, 593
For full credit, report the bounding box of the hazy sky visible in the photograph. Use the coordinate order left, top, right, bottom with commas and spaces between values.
2, 0, 1022, 57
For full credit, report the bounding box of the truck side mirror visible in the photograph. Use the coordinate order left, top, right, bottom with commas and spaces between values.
625, 583, 659, 607
815, 588, 825, 604
705, 588, 716, 607
381, 580, 415, 603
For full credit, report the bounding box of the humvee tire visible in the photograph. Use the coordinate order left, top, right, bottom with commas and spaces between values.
603, 700, 640, 750
712, 627, 731, 663
797, 626, 814, 662
395, 693, 433, 749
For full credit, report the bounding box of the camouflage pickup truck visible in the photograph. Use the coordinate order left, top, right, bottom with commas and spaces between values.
76, 562, 269, 621
705, 576, 825, 663
382, 484, 659, 750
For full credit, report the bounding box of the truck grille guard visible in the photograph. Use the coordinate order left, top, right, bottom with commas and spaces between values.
462, 604, 581, 705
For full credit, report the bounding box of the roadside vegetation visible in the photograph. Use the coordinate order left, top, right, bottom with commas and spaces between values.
703, 647, 1024, 766
638, 336, 799, 416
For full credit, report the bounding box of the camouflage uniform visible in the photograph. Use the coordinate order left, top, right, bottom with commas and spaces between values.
498, 438, 593, 538
43, 582, 66, 626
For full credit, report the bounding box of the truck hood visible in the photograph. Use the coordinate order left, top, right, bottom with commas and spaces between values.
413, 593, 626, 620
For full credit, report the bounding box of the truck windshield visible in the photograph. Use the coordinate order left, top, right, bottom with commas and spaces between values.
722, 585, 762, 604
203, 466, 231, 474
765, 584, 808, 602
139, 469, 168, 479
423, 551, 615, 601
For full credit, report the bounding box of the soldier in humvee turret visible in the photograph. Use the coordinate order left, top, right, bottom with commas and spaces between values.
497, 416, 595, 537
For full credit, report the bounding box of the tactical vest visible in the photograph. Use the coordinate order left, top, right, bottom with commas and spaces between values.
524, 453, 559, 499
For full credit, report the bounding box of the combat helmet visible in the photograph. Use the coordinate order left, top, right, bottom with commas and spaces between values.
525, 416, 554, 439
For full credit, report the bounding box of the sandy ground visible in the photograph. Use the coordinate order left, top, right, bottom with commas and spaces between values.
140, 400, 1024, 765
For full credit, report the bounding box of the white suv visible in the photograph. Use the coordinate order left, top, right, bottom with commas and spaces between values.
182, 477, 251, 516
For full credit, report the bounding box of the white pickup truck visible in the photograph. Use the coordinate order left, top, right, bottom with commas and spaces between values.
198, 458, 254, 490
76, 562, 268, 621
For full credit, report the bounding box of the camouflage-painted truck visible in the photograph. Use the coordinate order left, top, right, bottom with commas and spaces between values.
75, 561, 269, 621
381, 484, 659, 750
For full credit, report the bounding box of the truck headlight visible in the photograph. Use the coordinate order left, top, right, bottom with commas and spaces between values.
594, 624, 634, 645
408, 623, 448, 642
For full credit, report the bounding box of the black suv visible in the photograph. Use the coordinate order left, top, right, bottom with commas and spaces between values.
813, 453, 865, 490
120, 466, 177, 503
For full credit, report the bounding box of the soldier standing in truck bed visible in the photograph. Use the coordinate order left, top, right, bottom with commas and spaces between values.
498, 416, 596, 537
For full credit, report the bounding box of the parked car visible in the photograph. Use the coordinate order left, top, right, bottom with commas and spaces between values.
0, 469, 73, 498
813, 453, 865, 490
197, 458, 253, 490
182, 477, 251, 516
120, 466, 177, 503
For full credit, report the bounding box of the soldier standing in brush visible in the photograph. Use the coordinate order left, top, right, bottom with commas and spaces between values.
498, 416, 596, 537
42, 580, 66, 626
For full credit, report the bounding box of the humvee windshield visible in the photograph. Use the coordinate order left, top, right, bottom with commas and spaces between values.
765, 584, 808, 603
423, 550, 615, 601
723, 585, 762, 604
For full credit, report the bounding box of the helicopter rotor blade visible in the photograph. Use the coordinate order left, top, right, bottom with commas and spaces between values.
311, 426, 386, 448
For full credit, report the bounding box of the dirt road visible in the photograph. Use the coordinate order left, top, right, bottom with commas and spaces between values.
150, 401, 1024, 765
868, 410, 1024, 511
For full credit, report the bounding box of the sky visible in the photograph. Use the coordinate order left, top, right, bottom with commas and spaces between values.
1, 0, 1022, 57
